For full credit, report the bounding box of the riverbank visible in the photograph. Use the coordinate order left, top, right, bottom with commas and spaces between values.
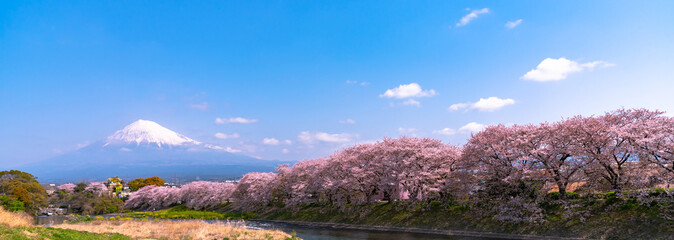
54, 219, 297, 240
0, 225, 131, 240
1, 207, 130, 240
123, 204, 256, 220
211, 195, 674, 240
1, 206, 298, 240
255, 219, 585, 240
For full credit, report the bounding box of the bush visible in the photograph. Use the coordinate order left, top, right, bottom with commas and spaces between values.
567, 192, 581, 199
596, 191, 616, 199
128, 177, 165, 192
604, 194, 621, 206
0, 195, 8, 207
0, 170, 47, 214
429, 200, 443, 210
546, 191, 581, 200
9, 200, 25, 212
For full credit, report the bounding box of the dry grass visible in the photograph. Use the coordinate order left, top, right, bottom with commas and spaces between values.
0, 207, 33, 228
54, 219, 295, 240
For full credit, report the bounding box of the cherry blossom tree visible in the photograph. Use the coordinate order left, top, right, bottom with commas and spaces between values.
180, 181, 236, 210
631, 112, 674, 181
326, 143, 384, 203
125, 181, 235, 210
57, 183, 76, 193
576, 109, 658, 193
326, 137, 461, 203
139, 185, 177, 210
273, 158, 331, 207
384, 137, 460, 201
231, 172, 277, 210
461, 124, 531, 193
521, 121, 587, 199
84, 182, 109, 196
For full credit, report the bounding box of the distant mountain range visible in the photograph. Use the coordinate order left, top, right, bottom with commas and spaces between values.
19, 120, 292, 183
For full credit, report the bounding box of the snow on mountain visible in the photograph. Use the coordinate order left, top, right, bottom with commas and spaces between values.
103, 119, 230, 152
105, 119, 201, 147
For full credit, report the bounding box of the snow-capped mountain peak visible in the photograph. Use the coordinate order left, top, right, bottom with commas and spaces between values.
105, 119, 201, 147
26, 119, 289, 182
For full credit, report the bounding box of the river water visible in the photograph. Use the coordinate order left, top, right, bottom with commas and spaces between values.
243, 220, 500, 240
35, 215, 73, 226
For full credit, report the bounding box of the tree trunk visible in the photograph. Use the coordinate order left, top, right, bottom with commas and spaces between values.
383, 191, 392, 203
557, 183, 567, 200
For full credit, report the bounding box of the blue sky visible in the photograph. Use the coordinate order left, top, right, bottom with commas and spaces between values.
1, 1, 674, 167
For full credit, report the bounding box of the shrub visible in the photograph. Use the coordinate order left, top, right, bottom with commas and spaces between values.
8, 200, 24, 212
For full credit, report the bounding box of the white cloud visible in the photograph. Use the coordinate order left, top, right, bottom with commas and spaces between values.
282, 148, 289, 154
204, 144, 242, 153
262, 138, 280, 145
581, 61, 616, 69
433, 128, 457, 136
298, 131, 354, 144
188, 102, 209, 111
262, 138, 292, 145
456, 8, 490, 27
339, 118, 356, 124
472, 97, 515, 111
224, 147, 242, 153
402, 99, 421, 107
215, 117, 258, 124
380, 83, 436, 99
448, 103, 469, 111
505, 19, 523, 29
459, 122, 486, 133
449, 97, 515, 112
522, 57, 615, 82
76, 142, 90, 149
346, 80, 369, 86
214, 133, 239, 139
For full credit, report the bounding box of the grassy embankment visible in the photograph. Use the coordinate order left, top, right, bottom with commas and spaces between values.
120, 191, 674, 239
54, 219, 296, 240
1, 206, 297, 240
211, 191, 674, 239
124, 204, 257, 220
0, 225, 131, 240
0, 207, 130, 240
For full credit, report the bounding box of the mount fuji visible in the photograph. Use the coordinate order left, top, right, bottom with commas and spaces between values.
21, 120, 292, 183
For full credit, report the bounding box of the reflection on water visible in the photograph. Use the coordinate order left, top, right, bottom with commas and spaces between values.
36, 215, 73, 226
244, 221, 499, 240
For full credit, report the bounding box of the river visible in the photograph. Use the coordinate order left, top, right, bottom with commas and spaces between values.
243, 220, 501, 240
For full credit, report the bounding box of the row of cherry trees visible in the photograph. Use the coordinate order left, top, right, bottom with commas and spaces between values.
124, 181, 235, 210
463, 108, 674, 199
125, 109, 674, 211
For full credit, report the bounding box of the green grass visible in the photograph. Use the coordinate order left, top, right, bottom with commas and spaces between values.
124, 204, 257, 220
0, 225, 131, 240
